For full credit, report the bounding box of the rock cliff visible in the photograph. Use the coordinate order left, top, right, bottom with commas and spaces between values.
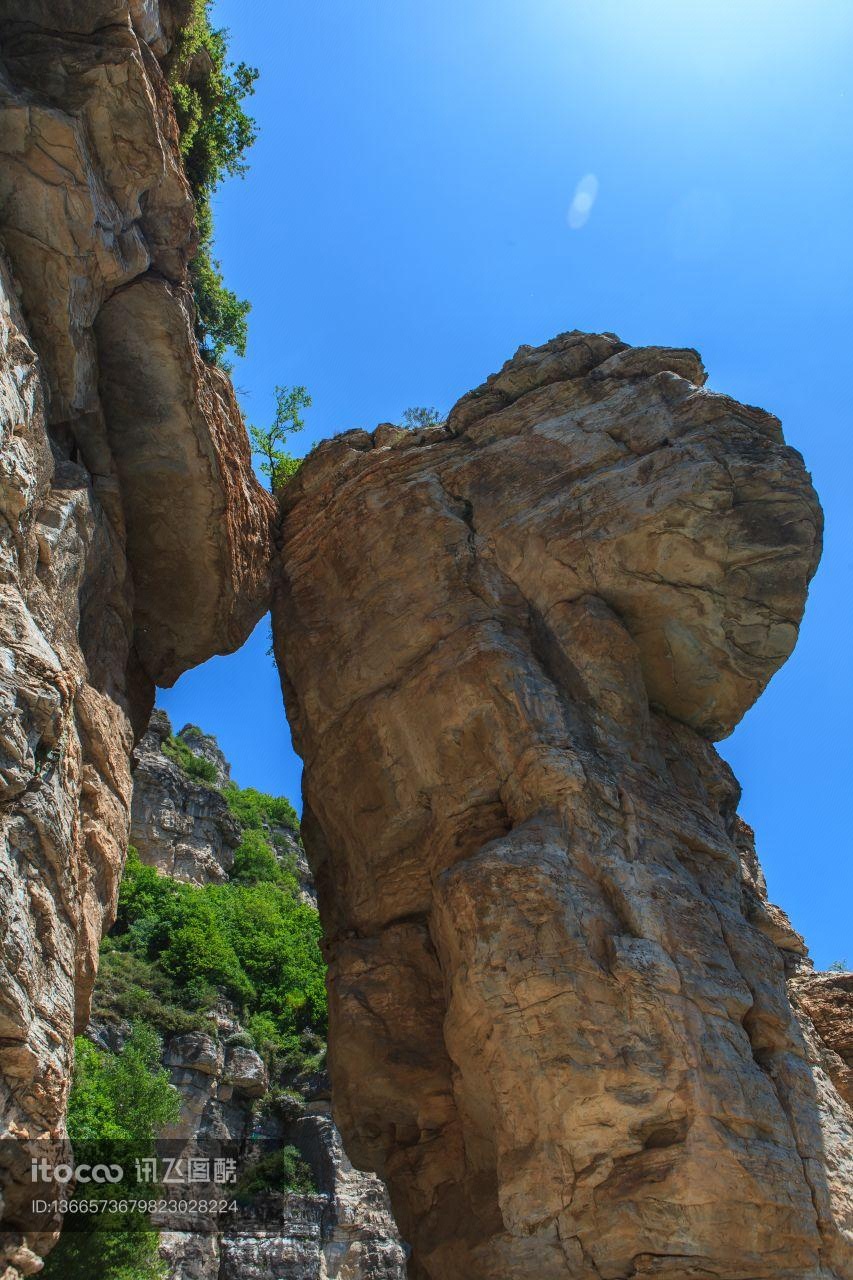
130, 711, 242, 883
0, 3, 272, 1271
274, 332, 853, 1279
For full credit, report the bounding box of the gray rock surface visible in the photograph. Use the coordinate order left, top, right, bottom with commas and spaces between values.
130, 711, 241, 883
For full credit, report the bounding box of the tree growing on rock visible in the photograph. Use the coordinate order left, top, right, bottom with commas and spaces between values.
400, 405, 444, 429
249, 385, 312, 490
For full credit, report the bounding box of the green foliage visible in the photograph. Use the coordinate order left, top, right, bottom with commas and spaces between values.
256, 1087, 306, 1123
231, 827, 296, 888
222, 782, 300, 834
169, 1, 257, 365
67, 1025, 180, 1145
189, 248, 251, 366
401, 405, 444, 429
828, 959, 849, 973
235, 1145, 315, 1200
42, 1026, 180, 1280
92, 945, 208, 1036
248, 385, 312, 491
171, 2, 257, 199
161, 734, 218, 784
107, 849, 326, 1064
42, 1223, 166, 1280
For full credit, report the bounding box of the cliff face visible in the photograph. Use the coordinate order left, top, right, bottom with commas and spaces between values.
274, 333, 853, 1279
0, 3, 272, 1270
130, 711, 243, 883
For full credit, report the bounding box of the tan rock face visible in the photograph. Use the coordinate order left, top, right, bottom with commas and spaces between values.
0, 3, 271, 1269
275, 332, 853, 1279
791, 971, 853, 1110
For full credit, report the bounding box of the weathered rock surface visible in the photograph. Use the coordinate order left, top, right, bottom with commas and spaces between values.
791, 971, 853, 1110
151, 1025, 406, 1280
275, 332, 853, 1279
0, 3, 272, 1271
130, 711, 241, 883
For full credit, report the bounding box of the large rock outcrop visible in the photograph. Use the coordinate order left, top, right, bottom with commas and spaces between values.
0, 3, 273, 1270
274, 332, 853, 1279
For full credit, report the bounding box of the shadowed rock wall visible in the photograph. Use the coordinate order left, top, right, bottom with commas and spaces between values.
274, 332, 853, 1279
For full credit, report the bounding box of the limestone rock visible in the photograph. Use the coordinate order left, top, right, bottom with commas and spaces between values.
0, 250, 133, 1270
95, 278, 274, 684
274, 332, 852, 1279
225, 1047, 268, 1098
131, 711, 241, 884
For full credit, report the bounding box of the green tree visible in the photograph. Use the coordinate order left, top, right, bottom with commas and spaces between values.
42, 1025, 181, 1280
249, 385, 312, 490
221, 782, 299, 834
401, 405, 444, 429
169, 1, 258, 365
103, 840, 327, 1066
189, 249, 251, 366
66, 1025, 180, 1144
231, 828, 295, 887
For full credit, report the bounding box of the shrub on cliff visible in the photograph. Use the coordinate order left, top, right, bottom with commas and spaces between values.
235, 1145, 315, 1199
222, 781, 299, 834
92, 946, 207, 1036
170, 0, 257, 365
161, 732, 219, 784
231, 827, 297, 888
400, 405, 444, 429
108, 850, 326, 1064
67, 1024, 180, 1144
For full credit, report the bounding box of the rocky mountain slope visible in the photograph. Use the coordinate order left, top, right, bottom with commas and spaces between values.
274, 332, 853, 1279
86, 716, 406, 1280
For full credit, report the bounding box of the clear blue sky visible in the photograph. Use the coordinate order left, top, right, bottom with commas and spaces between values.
159, 0, 852, 968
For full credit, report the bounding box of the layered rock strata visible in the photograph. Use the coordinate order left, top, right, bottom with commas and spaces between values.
274, 332, 853, 1279
0, 3, 273, 1271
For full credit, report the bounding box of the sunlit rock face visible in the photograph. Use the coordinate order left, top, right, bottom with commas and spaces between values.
129, 711, 242, 884
275, 331, 853, 1280
0, 3, 272, 1271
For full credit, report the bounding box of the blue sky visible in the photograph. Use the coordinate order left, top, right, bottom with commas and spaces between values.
159, 0, 852, 968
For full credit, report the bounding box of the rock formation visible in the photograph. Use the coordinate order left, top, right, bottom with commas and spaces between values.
274, 332, 853, 1279
130, 710, 242, 883
0, 3, 273, 1271
88, 716, 407, 1280
0, 1, 851, 1277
